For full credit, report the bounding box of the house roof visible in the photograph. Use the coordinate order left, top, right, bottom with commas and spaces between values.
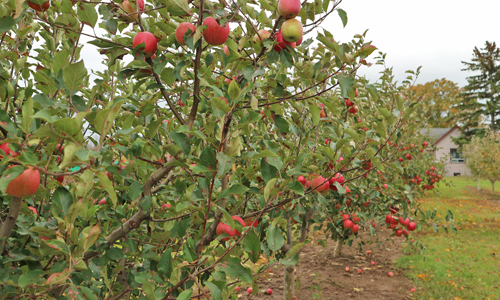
421, 126, 461, 145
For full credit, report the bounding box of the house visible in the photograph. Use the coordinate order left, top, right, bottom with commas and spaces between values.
421, 126, 470, 177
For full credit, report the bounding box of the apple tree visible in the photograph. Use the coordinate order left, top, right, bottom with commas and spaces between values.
0, 0, 453, 299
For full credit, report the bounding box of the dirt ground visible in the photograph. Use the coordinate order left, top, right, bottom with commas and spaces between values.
236, 227, 416, 300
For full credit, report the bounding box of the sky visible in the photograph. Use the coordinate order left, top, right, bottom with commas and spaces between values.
79, 0, 500, 88
325, 0, 500, 87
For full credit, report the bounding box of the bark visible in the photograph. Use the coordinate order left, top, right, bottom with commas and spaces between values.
491, 180, 496, 193
332, 239, 343, 258
477, 178, 480, 190
283, 265, 295, 300
0, 197, 23, 253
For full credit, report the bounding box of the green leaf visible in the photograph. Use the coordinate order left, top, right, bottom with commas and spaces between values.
169, 131, 191, 155
221, 257, 253, 283
0, 17, 15, 33
129, 181, 144, 200
18, 270, 44, 288
177, 290, 193, 300
355, 45, 377, 58
52, 187, 73, 216
366, 84, 379, 101
337, 9, 348, 27
77, 3, 98, 27
288, 180, 304, 195
264, 178, 278, 201
309, 102, 320, 125
280, 251, 299, 265
63, 61, 87, 95
141, 195, 153, 211
21, 97, 34, 134
106, 247, 124, 260
96, 171, 118, 207
158, 249, 173, 277
267, 226, 285, 251
59, 143, 79, 169
228, 79, 240, 102
344, 128, 359, 141
83, 224, 101, 251
338, 74, 355, 98
94, 101, 123, 145
377, 107, 392, 119
244, 229, 261, 263
260, 158, 277, 182
213, 96, 230, 113
204, 282, 222, 300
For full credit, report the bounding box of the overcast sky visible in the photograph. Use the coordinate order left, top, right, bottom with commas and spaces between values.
80, 0, 500, 88
326, 0, 500, 87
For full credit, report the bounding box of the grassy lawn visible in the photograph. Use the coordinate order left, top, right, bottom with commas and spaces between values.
397, 176, 500, 299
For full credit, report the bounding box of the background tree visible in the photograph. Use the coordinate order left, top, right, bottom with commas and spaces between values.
408, 78, 464, 128
454, 41, 500, 145
462, 130, 500, 193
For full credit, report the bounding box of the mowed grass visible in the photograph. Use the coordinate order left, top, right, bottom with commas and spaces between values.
397, 176, 500, 299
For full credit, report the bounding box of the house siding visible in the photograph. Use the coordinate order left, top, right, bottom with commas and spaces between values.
434, 128, 470, 177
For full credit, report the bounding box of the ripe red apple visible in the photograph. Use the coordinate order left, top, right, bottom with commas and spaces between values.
345, 266, 350, 272
175, 22, 196, 46
281, 18, 303, 43
411, 288, 416, 292
366, 250, 372, 255
402, 229, 409, 236
342, 214, 349, 220
352, 224, 359, 233
362, 161, 372, 170
247, 287, 253, 294
278, 0, 301, 19
253, 29, 271, 43
305, 180, 311, 188
345, 99, 354, 107
311, 176, 329, 194
274, 31, 296, 53
203, 17, 230, 46
161, 203, 172, 210
388, 272, 394, 277
267, 289, 273, 295
28, 206, 37, 214
223, 45, 230, 55
343, 219, 353, 229
235, 286, 240, 292
395, 229, 402, 237
27, 0, 50, 11
132, 32, 157, 58
98, 199, 107, 205
398, 157, 403, 162
348, 106, 357, 114
358, 268, 363, 274
56, 176, 64, 184
0, 143, 19, 158
407, 222, 416, 231
297, 175, 306, 186
371, 261, 375, 265
422, 141, 428, 147
6, 167, 40, 197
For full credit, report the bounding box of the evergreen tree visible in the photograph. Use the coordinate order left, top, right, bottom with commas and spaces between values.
454, 41, 500, 145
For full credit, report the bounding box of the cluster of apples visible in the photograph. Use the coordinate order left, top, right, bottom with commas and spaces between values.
120, 0, 145, 22
341, 213, 360, 233
273, 0, 304, 53
385, 214, 416, 237
344, 90, 359, 114
297, 173, 350, 194
216, 216, 258, 241
0, 143, 41, 198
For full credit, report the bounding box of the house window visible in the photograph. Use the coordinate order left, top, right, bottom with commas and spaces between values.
450, 149, 464, 163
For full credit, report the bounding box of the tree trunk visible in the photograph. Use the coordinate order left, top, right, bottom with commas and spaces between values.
333, 239, 343, 258
0, 197, 23, 253
491, 180, 495, 193
477, 178, 480, 190
283, 265, 295, 300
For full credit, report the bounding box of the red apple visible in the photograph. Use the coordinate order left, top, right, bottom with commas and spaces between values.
345, 266, 350, 272
203, 17, 230, 46
358, 268, 363, 274
281, 18, 303, 43
161, 203, 172, 210
278, 0, 301, 19
253, 29, 270, 43
235, 286, 240, 292
366, 250, 372, 255
295, 36, 303, 46
56, 176, 64, 184
6, 167, 40, 197
388, 272, 394, 277
247, 287, 253, 294
223, 45, 230, 55
352, 224, 359, 233
274, 31, 296, 54
343, 219, 353, 229
175, 22, 196, 46
297, 175, 306, 186
371, 261, 375, 265
345, 99, 354, 107
311, 176, 329, 194
0, 143, 19, 158
267, 289, 273, 295
98, 199, 107, 205
348, 106, 357, 114
28, 206, 37, 214
407, 222, 416, 231
132, 32, 157, 58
